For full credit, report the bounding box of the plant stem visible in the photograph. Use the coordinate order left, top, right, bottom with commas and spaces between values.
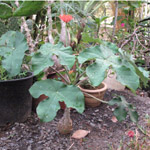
137, 124, 147, 136
49, 67, 70, 84
75, 77, 88, 86
83, 92, 108, 104
63, 66, 71, 84
74, 71, 86, 85
47, 0, 54, 44
111, 0, 118, 42
65, 25, 68, 47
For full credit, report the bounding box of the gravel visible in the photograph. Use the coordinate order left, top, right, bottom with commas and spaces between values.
0, 89, 150, 150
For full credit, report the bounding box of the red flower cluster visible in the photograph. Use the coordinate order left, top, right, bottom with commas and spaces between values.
128, 130, 134, 138
59, 14, 73, 23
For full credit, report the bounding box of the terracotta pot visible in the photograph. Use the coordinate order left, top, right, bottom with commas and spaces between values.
79, 82, 107, 107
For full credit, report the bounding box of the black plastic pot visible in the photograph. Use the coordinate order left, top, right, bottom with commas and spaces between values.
0, 72, 34, 126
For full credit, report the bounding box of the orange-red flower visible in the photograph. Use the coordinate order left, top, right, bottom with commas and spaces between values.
59, 14, 73, 23
128, 130, 134, 138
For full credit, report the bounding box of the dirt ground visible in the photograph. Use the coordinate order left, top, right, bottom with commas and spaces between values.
0, 89, 150, 150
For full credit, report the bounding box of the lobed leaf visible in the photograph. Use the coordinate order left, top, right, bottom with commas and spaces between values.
0, 31, 28, 77
78, 44, 140, 91
31, 43, 75, 75
114, 65, 139, 93
29, 79, 85, 122
109, 96, 138, 123
114, 106, 127, 122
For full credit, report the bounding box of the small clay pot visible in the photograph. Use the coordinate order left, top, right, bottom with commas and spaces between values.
79, 82, 107, 107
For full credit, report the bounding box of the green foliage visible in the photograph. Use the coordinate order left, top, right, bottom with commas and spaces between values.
117, 1, 142, 30
29, 79, 84, 122
118, 49, 149, 88
82, 33, 101, 44
78, 43, 147, 92
109, 95, 138, 122
0, 18, 20, 37
13, 1, 46, 16
29, 40, 148, 123
0, 31, 28, 77
95, 16, 109, 26
0, 2, 12, 19
31, 42, 75, 75
0, 1, 46, 19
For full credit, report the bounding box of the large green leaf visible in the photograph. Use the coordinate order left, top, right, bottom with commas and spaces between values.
13, 1, 46, 16
118, 48, 149, 87
114, 106, 127, 122
0, 3, 12, 19
78, 44, 146, 91
114, 66, 139, 92
29, 79, 85, 122
31, 51, 54, 76
102, 41, 119, 54
109, 96, 138, 123
86, 60, 109, 86
128, 108, 138, 123
32, 43, 75, 75
0, 31, 28, 77
78, 45, 102, 64
78, 45, 121, 86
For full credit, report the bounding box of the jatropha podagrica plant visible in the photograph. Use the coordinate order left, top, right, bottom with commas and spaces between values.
29, 39, 149, 123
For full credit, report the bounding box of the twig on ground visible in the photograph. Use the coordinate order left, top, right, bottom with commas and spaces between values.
67, 142, 74, 150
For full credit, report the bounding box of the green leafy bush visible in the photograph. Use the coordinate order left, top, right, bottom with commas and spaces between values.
29, 41, 149, 122
0, 31, 29, 80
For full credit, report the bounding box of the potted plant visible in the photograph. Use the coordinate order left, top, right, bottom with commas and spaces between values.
0, 31, 33, 126
29, 27, 149, 134
78, 80, 107, 107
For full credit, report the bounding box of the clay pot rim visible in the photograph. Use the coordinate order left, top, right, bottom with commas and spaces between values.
78, 82, 107, 93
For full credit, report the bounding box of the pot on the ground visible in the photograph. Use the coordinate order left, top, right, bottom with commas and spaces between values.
79, 82, 107, 107
0, 72, 33, 126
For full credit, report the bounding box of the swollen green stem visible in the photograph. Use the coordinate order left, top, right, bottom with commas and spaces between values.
65, 23, 68, 47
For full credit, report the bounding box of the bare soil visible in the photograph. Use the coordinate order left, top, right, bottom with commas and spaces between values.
0, 89, 150, 150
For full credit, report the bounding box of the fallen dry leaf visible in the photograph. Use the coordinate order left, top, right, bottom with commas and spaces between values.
72, 130, 90, 139
111, 116, 118, 123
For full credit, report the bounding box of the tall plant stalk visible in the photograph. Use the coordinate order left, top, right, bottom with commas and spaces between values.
15, 0, 35, 53
47, 0, 54, 44
112, 0, 118, 42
